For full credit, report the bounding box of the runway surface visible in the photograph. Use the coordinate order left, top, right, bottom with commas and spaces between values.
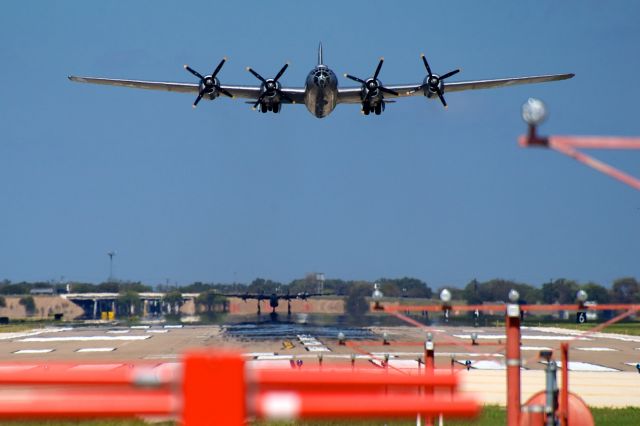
1, 322, 639, 407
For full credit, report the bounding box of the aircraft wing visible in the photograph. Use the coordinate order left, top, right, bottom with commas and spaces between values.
67, 76, 306, 104
337, 73, 574, 103
224, 293, 268, 301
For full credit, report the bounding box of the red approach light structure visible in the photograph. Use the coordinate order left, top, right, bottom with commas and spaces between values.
518, 98, 640, 191
380, 298, 640, 426
0, 351, 480, 425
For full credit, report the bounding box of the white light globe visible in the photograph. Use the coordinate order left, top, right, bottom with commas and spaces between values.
576, 290, 588, 303
508, 289, 520, 303
440, 288, 452, 304
521, 98, 547, 126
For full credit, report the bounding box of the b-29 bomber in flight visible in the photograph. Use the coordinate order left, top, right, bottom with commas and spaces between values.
69, 44, 573, 118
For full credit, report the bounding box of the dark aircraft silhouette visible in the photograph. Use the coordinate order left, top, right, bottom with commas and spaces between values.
225, 290, 324, 315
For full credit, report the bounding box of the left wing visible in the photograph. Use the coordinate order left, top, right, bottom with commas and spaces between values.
68, 76, 306, 104
337, 73, 574, 104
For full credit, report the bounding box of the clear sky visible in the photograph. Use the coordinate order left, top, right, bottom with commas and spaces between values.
1, 1, 638, 288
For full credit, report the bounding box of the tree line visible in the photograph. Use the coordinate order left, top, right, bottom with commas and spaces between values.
1, 276, 638, 305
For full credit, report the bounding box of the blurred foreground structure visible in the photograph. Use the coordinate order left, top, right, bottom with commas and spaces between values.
0, 350, 479, 425
519, 98, 640, 191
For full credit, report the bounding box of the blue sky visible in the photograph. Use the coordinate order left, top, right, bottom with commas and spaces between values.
1, 1, 638, 288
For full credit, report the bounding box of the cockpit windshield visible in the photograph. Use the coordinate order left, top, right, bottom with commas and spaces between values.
313, 69, 331, 87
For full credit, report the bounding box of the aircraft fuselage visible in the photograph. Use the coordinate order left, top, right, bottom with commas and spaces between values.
304, 65, 339, 118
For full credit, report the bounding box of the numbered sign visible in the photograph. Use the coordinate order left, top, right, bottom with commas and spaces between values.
576, 311, 587, 324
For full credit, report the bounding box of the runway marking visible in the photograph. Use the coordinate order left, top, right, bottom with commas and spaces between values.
163, 325, 183, 329
13, 349, 54, 354
107, 330, 130, 334
370, 352, 504, 358
305, 346, 331, 352
542, 360, 620, 372
282, 340, 295, 350
453, 334, 592, 341
146, 329, 169, 334
0, 327, 73, 341
370, 359, 419, 369
257, 355, 293, 360
575, 347, 617, 352
245, 352, 276, 358
247, 360, 292, 369
323, 354, 371, 360
462, 329, 485, 333
525, 326, 640, 343
521, 346, 552, 351
130, 325, 150, 329
18, 335, 151, 342
75, 347, 116, 353
457, 360, 506, 370
143, 354, 178, 360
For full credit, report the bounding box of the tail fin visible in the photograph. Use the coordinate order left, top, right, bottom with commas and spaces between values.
318, 42, 323, 65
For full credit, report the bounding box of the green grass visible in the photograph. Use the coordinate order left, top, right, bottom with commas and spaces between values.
0, 321, 54, 333
524, 321, 640, 336
0, 406, 639, 425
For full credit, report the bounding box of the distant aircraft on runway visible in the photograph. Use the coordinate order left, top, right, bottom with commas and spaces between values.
225, 290, 324, 315
68, 43, 574, 118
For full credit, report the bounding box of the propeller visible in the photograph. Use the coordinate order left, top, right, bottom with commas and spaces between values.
183, 57, 233, 108
416, 54, 460, 108
344, 58, 399, 105
246, 63, 293, 110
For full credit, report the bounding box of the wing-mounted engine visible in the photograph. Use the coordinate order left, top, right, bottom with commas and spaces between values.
246, 63, 293, 113
344, 58, 398, 116
183, 58, 234, 108
416, 54, 460, 108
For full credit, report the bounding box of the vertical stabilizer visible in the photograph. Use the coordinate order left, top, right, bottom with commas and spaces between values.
318, 42, 323, 65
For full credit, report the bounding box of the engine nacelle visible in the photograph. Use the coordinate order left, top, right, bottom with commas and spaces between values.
422, 74, 444, 98
199, 76, 221, 100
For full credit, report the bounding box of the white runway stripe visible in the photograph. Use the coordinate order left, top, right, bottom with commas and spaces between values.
13, 349, 54, 354
146, 329, 169, 334
305, 346, 331, 352
143, 354, 178, 360
19, 335, 151, 342
521, 346, 552, 351
0, 327, 73, 341
457, 360, 506, 370
453, 334, 592, 341
576, 347, 617, 352
130, 325, 150, 329
163, 325, 183, 329
75, 347, 116, 352
370, 352, 504, 358
543, 360, 619, 372
107, 330, 130, 334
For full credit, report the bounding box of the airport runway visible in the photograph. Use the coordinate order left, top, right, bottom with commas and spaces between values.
1, 323, 639, 407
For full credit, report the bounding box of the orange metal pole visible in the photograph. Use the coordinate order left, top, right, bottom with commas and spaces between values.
182, 350, 246, 426
425, 338, 435, 426
560, 343, 569, 426
506, 304, 521, 426
256, 392, 479, 420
